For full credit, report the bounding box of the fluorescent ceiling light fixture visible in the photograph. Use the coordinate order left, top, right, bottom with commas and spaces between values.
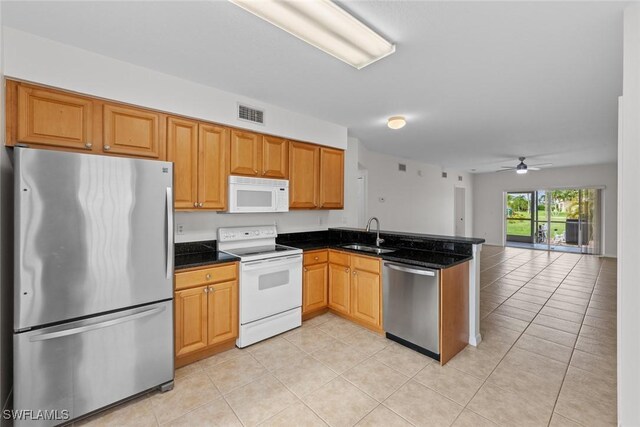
229, 0, 396, 69
387, 116, 406, 129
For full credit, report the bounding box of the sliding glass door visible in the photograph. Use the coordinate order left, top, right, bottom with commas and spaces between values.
505, 188, 602, 254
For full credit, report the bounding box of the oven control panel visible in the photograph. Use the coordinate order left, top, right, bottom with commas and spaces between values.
218, 225, 277, 242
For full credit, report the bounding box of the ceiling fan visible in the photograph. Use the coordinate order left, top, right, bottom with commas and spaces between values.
498, 157, 552, 174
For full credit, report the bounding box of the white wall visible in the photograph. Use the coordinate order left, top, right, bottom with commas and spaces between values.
175, 137, 360, 242
472, 163, 618, 257
2, 27, 347, 150
619, 5, 640, 426
358, 144, 475, 237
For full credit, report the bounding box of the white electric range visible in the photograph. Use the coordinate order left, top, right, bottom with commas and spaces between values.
218, 225, 303, 348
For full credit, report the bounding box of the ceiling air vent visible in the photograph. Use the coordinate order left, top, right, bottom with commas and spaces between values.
238, 104, 265, 125
442, 172, 448, 178
398, 163, 406, 172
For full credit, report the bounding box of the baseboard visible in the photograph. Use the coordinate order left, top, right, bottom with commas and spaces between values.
469, 332, 482, 347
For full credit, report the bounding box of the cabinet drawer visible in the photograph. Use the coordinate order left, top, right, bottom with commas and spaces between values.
351, 254, 380, 274
175, 263, 237, 290
328, 250, 350, 266
304, 250, 328, 266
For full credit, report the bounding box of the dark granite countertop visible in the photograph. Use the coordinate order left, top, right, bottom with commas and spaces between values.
174, 240, 239, 271
330, 227, 486, 245
277, 229, 477, 269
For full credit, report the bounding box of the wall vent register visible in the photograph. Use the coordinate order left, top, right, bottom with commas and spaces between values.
238, 103, 265, 125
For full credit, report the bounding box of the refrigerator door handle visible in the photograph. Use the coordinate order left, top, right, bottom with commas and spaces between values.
166, 187, 174, 279
29, 305, 166, 342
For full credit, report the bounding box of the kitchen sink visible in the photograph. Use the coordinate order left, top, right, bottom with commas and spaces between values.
341, 244, 397, 254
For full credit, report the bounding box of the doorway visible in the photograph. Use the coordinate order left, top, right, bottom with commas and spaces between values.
454, 187, 466, 236
505, 188, 603, 254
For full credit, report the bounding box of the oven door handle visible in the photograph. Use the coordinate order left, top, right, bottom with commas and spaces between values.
242, 255, 302, 271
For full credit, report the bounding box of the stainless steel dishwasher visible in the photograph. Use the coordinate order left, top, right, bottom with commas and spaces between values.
383, 261, 440, 360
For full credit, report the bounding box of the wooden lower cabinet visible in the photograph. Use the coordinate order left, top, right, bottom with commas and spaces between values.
351, 268, 381, 327
328, 262, 351, 315
174, 262, 238, 367
303, 262, 328, 314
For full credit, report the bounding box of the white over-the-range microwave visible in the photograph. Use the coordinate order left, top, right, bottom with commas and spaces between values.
227, 175, 289, 213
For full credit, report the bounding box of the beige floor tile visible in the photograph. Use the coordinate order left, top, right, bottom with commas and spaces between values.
165, 398, 241, 427
545, 299, 587, 315
384, 380, 463, 426
585, 307, 616, 321
502, 298, 543, 313
510, 292, 549, 305
318, 317, 364, 340
225, 375, 299, 427
539, 306, 584, 323
312, 339, 369, 374
174, 363, 203, 380
570, 349, 616, 379
445, 345, 504, 380
574, 335, 612, 357
549, 413, 583, 427
197, 347, 246, 370
582, 314, 615, 331
205, 353, 267, 395
284, 327, 339, 353
339, 329, 391, 356
302, 312, 336, 328
579, 324, 616, 343
467, 382, 553, 426
77, 395, 157, 427
303, 377, 378, 427
493, 305, 537, 322
373, 342, 434, 376
533, 314, 582, 334
355, 406, 412, 427
150, 374, 220, 424
514, 334, 573, 364
554, 368, 617, 426
524, 323, 577, 347
343, 358, 409, 401
451, 409, 497, 427
483, 312, 530, 333
259, 401, 327, 427
487, 348, 566, 407
250, 337, 306, 371
272, 355, 337, 398
413, 364, 483, 405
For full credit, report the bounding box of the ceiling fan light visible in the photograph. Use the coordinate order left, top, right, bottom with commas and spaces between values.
387, 116, 406, 129
516, 168, 528, 174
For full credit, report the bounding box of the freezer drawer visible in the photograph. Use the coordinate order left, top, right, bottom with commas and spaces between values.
13, 301, 173, 427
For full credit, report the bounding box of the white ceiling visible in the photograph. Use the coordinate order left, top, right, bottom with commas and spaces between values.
3, 1, 626, 172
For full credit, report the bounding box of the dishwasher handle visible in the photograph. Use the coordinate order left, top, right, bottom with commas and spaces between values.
384, 262, 437, 277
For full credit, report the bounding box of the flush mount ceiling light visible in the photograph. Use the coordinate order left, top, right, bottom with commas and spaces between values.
387, 116, 406, 129
229, 0, 395, 69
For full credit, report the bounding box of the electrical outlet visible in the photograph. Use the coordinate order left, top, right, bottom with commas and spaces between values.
176, 224, 184, 235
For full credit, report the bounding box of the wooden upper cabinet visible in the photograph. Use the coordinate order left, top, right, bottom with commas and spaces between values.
319, 147, 344, 209
13, 82, 95, 151
199, 124, 229, 210
230, 130, 260, 176
167, 117, 199, 209
207, 280, 238, 346
289, 141, 319, 209
103, 103, 162, 158
262, 136, 289, 178
175, 286, 208, 357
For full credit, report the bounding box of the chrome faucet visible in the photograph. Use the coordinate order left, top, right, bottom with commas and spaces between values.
366, 217, 385, 247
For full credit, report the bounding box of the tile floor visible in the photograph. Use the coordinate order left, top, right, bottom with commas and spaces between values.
77, 246, 617, 426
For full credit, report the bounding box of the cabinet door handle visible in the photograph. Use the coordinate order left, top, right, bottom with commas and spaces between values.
104, 145, 111, 151
209, 286, 214, 293
314, 256, 319, 261
193, 202, 198, 208
304, 268, 308, 272
203, 287, 209, 293
85, 142, 93, 149
205, 273, 212, 280
198, 202, 203, 207
253, 169, 258, 174
262, 171, 266, 176
345, 268, 349, 273
353, 271, 357, 275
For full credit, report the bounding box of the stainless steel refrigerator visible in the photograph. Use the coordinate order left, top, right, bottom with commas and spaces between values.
13, 147, 175, 426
